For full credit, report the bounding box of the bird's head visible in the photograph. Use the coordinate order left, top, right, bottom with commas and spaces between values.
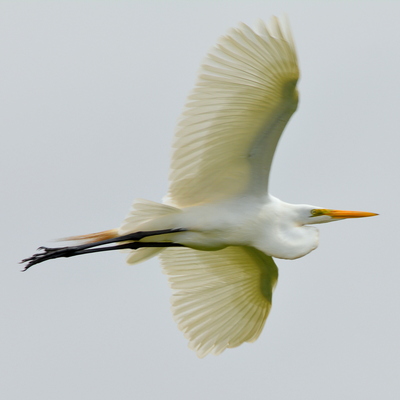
258, 200, 378, 260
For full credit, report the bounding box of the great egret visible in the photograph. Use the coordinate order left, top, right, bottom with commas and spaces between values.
22, 16, 377, 357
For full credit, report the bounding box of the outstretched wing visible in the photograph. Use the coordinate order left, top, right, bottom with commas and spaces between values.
159, 246, 278, 357
164, 16, 299, 207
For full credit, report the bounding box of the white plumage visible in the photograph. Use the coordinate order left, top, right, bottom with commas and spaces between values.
23, 16, 376, 357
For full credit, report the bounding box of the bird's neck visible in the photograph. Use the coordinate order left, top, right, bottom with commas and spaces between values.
254, 198, 320, 260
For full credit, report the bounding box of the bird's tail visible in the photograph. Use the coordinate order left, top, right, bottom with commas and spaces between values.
62, 199, 181, 265
118, 198, 182, 265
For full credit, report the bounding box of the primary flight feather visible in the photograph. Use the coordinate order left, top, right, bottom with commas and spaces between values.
22, 16, 377, 358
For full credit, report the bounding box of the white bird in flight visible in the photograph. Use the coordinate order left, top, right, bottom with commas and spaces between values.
22, 16, 377, 357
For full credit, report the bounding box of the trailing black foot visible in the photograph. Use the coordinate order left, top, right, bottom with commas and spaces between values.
20, 228, 186, 271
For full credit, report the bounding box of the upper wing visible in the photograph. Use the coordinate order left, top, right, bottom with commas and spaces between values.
159, 246, 278, 357
164, 16, 299, 208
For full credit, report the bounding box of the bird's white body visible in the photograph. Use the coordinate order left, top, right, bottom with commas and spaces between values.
121, 195, 320, 259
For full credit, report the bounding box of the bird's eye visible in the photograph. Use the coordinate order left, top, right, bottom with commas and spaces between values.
311, 209, 325, 217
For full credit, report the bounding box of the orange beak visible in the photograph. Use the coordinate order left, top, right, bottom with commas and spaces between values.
324, 209, 378, 219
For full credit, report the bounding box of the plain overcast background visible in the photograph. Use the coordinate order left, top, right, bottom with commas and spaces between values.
2, 1, 399, 399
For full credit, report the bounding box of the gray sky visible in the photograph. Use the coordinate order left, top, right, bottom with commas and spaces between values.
2, 1, 400, 399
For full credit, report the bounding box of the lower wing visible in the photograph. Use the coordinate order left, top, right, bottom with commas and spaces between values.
159, 245, 278, 357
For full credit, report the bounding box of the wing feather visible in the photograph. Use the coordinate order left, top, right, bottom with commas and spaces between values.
159, 246, 278, 357
164, 16, 299, 207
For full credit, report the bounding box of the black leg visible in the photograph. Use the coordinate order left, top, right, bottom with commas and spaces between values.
20, 228, 186, 271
